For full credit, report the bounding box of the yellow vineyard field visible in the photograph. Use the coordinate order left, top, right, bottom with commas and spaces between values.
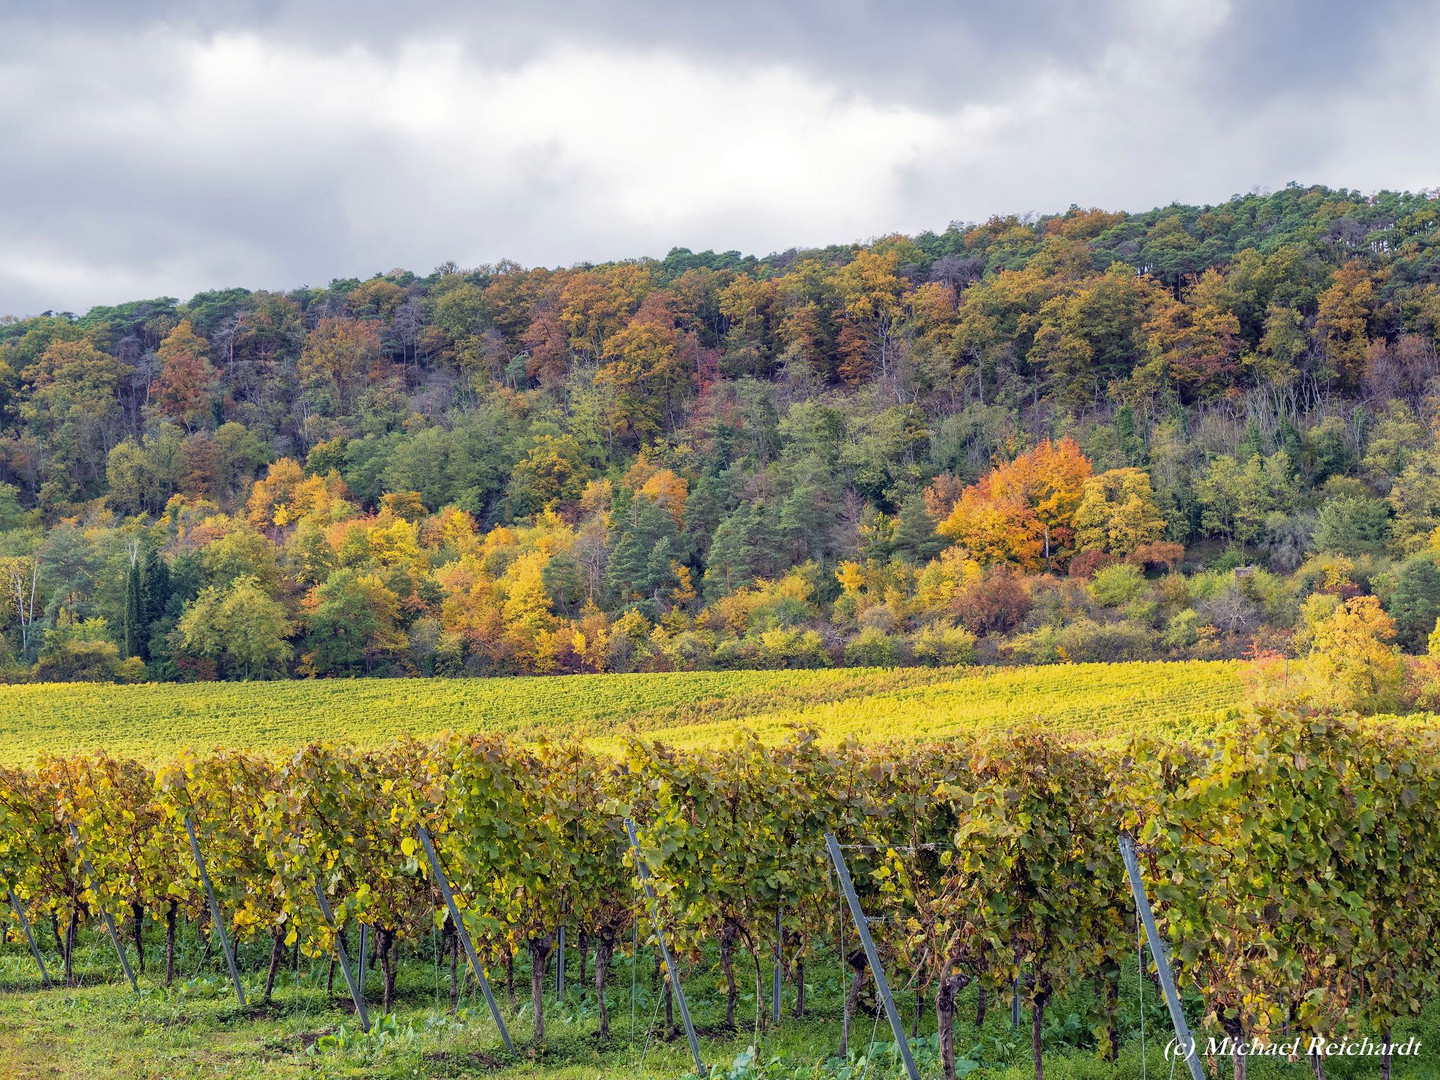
0, 660, 1245, 764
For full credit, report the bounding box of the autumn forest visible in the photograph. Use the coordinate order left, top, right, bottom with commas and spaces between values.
3, 183, 1440, 702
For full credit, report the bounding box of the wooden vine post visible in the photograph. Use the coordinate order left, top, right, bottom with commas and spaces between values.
824, 833, 920, 1080
625, 818, 706, 1077
415, 823, 515, 1051
68, 823, 138, 992
183, 814, 246, 1006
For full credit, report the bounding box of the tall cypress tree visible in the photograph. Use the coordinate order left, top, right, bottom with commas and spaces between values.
122, 559, 143, 659
137, 548, 171, 662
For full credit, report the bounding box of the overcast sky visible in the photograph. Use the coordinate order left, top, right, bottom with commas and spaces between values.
3, 0, 1438, 316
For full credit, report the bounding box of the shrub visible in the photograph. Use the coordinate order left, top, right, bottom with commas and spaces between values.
909, 624, 977, 667
843, 626, 901, 667
1068, 550, 1116, 580
1089, 563, 1146, 607
754, 628, 831, 669
954, 569, 1031, 635
660, 630, 718, 671
1312, 493, 1391, 556
1127, 541, 1185, 574
1055, 619, 1158, 663
1007, 619, 1157, 664
1161, 609, 1201, 650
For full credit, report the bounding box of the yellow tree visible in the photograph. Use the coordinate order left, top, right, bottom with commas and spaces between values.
1073, 468, 1166, 556
500, 550, 556, 671
1304, 596, 1406, 714
1315, 260, 1378, 387
834, 250, 906, 384
299, 317, 382, 413
597, 293, 695, 442
246, 457, 352, 538
1139, 278, 1244, 403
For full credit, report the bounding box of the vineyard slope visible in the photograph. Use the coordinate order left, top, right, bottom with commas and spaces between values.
0, 659, 1243, 763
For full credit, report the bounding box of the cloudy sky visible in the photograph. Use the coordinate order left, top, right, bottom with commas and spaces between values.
3, 0, 1438, 315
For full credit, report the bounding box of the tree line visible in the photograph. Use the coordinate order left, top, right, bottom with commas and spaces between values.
6, 183, 1440, 683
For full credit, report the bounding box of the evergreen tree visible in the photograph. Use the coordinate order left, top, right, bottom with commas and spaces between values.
684, 468, 738, 559
893, 493, 945, 564
605, 497, 680, 603
138, 547, 172, 663
703, 504, 758, 600
122, 557, 143, 659
1114, 404, 1145, 466
140, 548, 171, 627
1383, 553, 1440, 652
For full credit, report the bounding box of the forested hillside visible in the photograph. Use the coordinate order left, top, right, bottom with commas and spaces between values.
5, 183, 1440, 689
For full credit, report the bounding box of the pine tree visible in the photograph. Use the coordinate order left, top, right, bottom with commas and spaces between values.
605, 497, 680, 603
893, 493, 944, 564
703, 505, 758, 600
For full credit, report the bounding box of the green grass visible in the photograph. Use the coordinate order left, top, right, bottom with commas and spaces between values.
0, 923, 1432, 1080
0, 661, 1245, 764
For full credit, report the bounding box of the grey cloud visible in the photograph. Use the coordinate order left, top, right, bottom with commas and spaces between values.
6, 0, 1426, 106
1, 1, 1439, 315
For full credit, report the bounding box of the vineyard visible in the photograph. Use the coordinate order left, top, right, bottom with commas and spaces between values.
0, 660, 1245, 763
0, 708, 1437, 1080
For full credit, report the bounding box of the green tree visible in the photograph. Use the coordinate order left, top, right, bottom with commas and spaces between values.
893, 492, 944, 563
605, 496, 680, 605
300, 569, 406, 675
1074, 467, 1167, 556
1312, 492, 1391, 556
122, 556, 143, 659
1381, 553, 1440, 652
1196, 452, 1291, 546
175, 576, 294, 679
703, 504, 760, 601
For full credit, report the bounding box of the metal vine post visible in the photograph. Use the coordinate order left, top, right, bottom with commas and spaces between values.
4, 883, 50, 986
624, 817, 706, 1077
1119, 833, 1205, 1080
68, 823, 137, 992
183, 814, 246, 1005
823, 832, 920, 1080
415, 823, 515, 1051
772, 904, 782, 1023
309, 872, 370, 1033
